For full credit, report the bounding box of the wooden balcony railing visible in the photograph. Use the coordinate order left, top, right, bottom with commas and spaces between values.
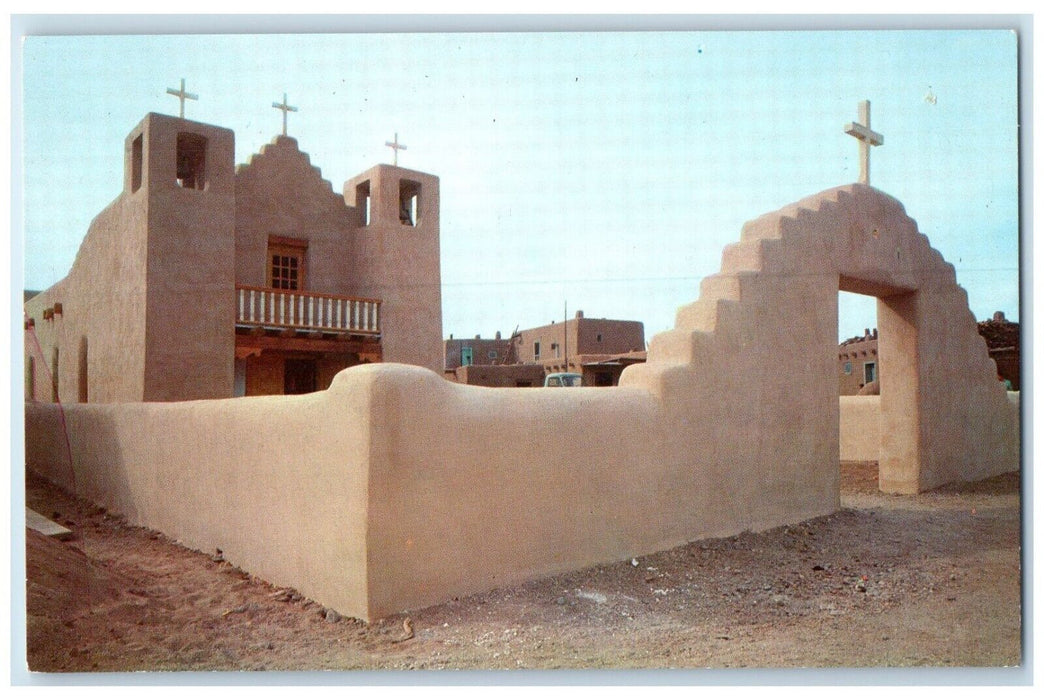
236, 285, 380, 335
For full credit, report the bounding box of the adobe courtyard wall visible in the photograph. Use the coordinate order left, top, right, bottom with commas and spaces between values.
25, 390, 372, 620
24, 183, 1021, 621
352, 366, 837, 616
839, 396, 882, 461
25, 359, 838, 620
840, 392, 1020, 462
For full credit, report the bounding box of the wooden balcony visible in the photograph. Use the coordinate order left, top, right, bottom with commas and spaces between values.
235, 285, 381, 336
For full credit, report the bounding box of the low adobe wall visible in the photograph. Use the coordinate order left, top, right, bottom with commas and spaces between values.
24, 184, 1022, 620
839, 395, 882, 462
26, 365, 674, 619
450, 362, 546, 387
25, 361, 840, 620
25, 388, 372, 619
839, 392, 1020, 463
25, 370, 1020, 620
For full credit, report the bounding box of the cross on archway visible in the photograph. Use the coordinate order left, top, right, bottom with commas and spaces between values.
844, 100, 884, 185
272, 93, 298, 136
166, 78, 198, 119
385, 132, 407, 166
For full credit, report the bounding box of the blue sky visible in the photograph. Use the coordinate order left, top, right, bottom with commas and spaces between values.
18, 28, 1021, 343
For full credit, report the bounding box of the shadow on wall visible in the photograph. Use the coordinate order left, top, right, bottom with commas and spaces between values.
27, 403, 136, 524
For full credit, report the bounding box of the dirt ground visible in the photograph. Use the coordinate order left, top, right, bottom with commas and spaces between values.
22, 461, 1022, 673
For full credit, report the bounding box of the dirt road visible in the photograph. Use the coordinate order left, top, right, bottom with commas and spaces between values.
23, 462, 1022, 672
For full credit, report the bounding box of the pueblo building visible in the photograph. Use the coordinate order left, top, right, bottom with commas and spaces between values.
24, 110, 442, 402
444, 331, 516, 373
445, 311, 646, 387
516, 311, 646, 386
837, 311, 1020, 395
838, 328, 880, 395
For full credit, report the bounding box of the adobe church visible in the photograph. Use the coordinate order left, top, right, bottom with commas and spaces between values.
25, 101, 443, 402
25, 97, 1020, 620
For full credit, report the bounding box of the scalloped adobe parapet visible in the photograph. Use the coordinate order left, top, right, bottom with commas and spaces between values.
234, 135, 344, 209
623, 183, 1019, 493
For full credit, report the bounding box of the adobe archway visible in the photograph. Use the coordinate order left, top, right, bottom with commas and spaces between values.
25, 183, 1021, 619
625, 183, 1019, 494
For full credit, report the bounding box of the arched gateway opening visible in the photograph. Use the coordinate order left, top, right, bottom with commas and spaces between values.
628, 183, 1019, 495
837, 278, 919, 493
26, 182, 1020, 620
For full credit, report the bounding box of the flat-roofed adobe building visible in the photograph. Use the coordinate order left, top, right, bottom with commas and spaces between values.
838, 328, 880, 395
517, 311, 646, 387
837, 312, 1019, 395
25, 111, 443, 402
443, 313, 646, 388
444, 332, 515, 373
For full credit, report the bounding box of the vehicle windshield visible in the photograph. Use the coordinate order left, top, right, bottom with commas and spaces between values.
560, 375, 582, 387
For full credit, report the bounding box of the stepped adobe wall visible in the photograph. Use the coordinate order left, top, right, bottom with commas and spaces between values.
26, 184, 1020, 620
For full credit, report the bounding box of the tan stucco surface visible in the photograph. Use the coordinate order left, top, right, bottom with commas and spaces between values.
25, 114, 237, 403
234, 141, 444, 374
840, 392, 1020, 462
25, 188, 149, 403
25, 184, 1020, 620
839, 395, 882, 461
624, 184, 1019, 493
344, 166, 444, 373
450, 363, 546, 387
26, 390, 371, 619
25, 115, 445, 406
234, 135, 357, 292
143, 116, 237, 401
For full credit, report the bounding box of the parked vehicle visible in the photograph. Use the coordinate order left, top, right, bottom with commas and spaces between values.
544, 372, 583, 387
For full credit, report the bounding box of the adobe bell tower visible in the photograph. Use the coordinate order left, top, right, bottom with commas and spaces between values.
125, 112, 237, 399
344, 163, 443, 373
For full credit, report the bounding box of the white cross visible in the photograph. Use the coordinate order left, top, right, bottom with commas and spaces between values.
844, 100, 884, 185
166, 78, 198, 119
385, 132, 407, 166
272, 93, 298, 136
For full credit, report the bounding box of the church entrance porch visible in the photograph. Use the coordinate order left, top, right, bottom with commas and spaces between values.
234, 347, 379, 396
233, 284, 382, 396
283, 358, 317, 394
233, 330, 380, 397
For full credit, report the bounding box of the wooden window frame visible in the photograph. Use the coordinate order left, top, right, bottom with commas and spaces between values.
864, 361, 877, 384
267, 235, 308, 291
